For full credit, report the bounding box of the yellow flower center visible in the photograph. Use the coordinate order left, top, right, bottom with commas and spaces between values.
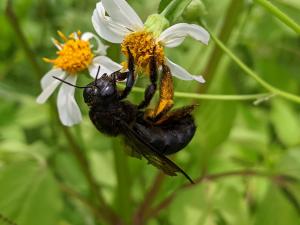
44, 31, 94, 75
121, 30, 165, 73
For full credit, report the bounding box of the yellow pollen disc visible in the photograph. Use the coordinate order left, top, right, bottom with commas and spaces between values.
44, 31, 94, 75
121, 30, 165, 74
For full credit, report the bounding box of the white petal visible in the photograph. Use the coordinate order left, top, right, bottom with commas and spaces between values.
159, 23, 210, 48
89, 56, 122, 78
51, 38, 62, 50
73, 32, 79, 40
36, 70, 66, 104
165, 58, 205, 83
40, 68, 64, 89
92, 2, 129, 43
81, 32, 108, 55
102, 0, 143, 30
88, 64, 102, 79
57, 75, 82, 126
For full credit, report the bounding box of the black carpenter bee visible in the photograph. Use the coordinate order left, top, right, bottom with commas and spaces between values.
54, 49, 196, 183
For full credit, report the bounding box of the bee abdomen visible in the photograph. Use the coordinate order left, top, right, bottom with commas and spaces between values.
133, 115, 196, 155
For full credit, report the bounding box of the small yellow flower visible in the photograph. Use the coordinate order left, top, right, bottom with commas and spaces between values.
44, 31, 94, 75
37, 31, 122, 126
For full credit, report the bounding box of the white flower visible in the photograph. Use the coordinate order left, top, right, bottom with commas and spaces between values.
92, 0, 210, 82
36, 31, 122, 126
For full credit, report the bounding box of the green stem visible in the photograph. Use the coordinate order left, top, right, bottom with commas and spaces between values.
196, 0, 244, 93
146, 170, 292, 220
61, 126, 123, 225
133, 173, 165, 225
0, 213, 17, 225
254, 0, 300, 34
113, 138, 132, 224
174, 92, 270, 101
209, 31, 300, 104
59, 184, 105, 221
119, 84, 271, 101
160, 0, 192, 23
1, 81, 271, 102
160, 0, 181, 16
5, 0, 42, 78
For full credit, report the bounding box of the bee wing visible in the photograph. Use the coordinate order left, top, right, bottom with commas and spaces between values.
120, 121, 194, 184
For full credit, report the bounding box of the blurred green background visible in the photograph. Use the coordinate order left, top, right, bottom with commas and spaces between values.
1, 0, 300, 225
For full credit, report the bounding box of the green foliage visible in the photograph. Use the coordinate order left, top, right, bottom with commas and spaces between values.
254, 185, 300, 225
159, 0, 192, 23
1, 0, 300, 225
0, 161, 62, 225
270, 99, 300, 147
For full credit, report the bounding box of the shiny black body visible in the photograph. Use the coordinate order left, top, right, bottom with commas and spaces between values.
81, 49, 196, 183
89, 87, 196, 155
84, 75, 196, 183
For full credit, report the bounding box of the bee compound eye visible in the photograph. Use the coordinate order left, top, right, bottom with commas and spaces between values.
83, 86, 94, 103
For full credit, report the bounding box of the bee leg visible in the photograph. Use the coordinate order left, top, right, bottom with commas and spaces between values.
154, 105, 197, 125
118, 47, 135, 100
145, 64, 174, 121
112, 70, 128, 81
138, 55, 157, 109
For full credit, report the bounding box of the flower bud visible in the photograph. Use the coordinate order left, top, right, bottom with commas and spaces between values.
183, 0, 207, 22
144, 14, 170, 37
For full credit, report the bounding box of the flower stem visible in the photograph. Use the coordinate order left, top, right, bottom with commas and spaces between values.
160, 0, 181, 16
120, 84, 271, 101
208, 31, 300, 104
113, 138, 132, 224
145, 170, 292, 220
253, 0, 300, 34
61, 126, 123, 225
160, 0, 192, 23
196, 0, 244, 93
5, 0, 42, 78
133, 173, 165, 225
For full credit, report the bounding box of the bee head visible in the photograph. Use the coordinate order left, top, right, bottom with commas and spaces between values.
83, 74, 118, 106
52, 67, 119, 108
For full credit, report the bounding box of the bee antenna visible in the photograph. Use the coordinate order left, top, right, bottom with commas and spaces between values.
95, 66, 101, 81
52, 76, 87, 89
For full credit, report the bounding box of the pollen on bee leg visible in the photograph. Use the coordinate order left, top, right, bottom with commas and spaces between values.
144, 64, 174, 121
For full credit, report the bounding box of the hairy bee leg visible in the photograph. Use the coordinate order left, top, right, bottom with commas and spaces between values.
111, 70, 129, 81
138, 55, 158, 109
145, 64, 174, 120
154, 105, 197, 125
118, 48, 135, 100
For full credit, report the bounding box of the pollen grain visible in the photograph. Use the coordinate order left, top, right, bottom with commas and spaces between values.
121, 30, 165, 73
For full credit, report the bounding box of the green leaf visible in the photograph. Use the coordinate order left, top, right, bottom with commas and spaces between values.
0, 161, 62, 225
159, 0, 192, 23
277, 148, 300, 180
254, 184, 300, 225
195, 69, 238, 160
169, 184, 214, 225
112, 138, 132, 223
215, 186, 250, 225
270, 99, 300, 147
